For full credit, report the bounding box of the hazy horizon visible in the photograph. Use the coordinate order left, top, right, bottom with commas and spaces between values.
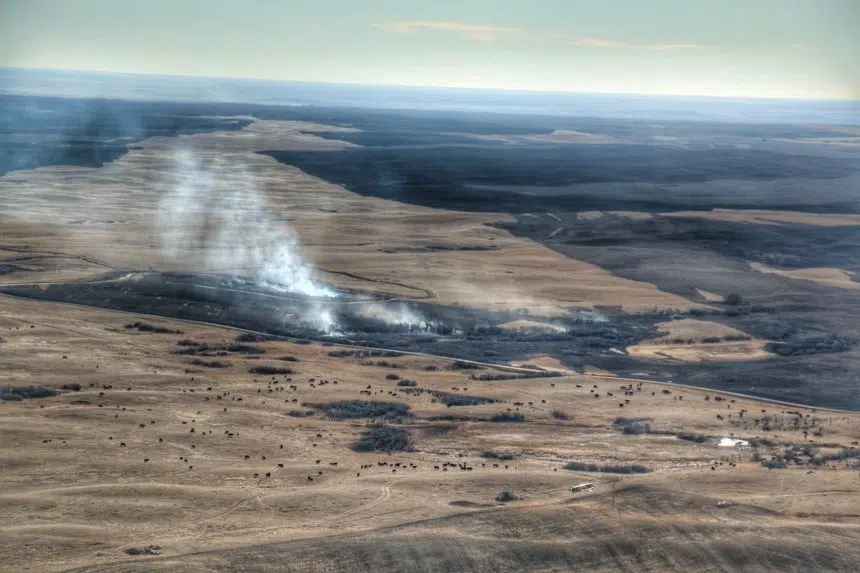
2, 1, 858, 100
3, 64, 858, 103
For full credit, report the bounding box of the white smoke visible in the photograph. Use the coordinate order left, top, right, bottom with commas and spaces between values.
156, 148, 336, 298
357, 302, 438, 332
571, 308, 609, 323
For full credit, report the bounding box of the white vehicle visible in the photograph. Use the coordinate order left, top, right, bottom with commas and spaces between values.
570, 482, 594, 493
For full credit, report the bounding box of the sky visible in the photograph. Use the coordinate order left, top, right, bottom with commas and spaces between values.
1, 0, 858, 100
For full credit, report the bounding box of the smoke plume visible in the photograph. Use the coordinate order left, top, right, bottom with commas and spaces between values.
157, 149, 336, 298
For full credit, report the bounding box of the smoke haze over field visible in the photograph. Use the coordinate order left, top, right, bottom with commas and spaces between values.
156, 149, 336, 299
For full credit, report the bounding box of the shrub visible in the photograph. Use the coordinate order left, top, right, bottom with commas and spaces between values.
61, 383, 82, 392
0, 386, 57, 401
362, 360, 401, 368
472, 371, 562, 381
490, 412, 525, 423
612, 417, 653, 435
449, 360, 481, 370
423, 365, 439, 371
226, 344, 265, 355
236, 333, 277, 342
248, 366, 293, 375
481, 451, 515, 460
396, 379, 418, 387
308, 400, 411, 422
125, 322, 182, 334
432, 391, 497, 407
723, 293, 744, 306
551, 410, 570, 420
495, 489, 520, 502
761, 458, 788, 469
189, 359, 231, 368
174, 341, 264, 355
124, 545, 161, 556
353, 424, 412, 452
285, 409, 315, 418
563, 461, 649, 474
385, 373, 400, 381
278, 356, 299, 362
765, 335, 855, 357
622, 422, 651, 435
427, 414, 480, 422
677, 433, 707, 443
329, 349, 403, 358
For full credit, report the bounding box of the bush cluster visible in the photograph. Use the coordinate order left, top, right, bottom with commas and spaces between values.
353, 424, 412, 452
125, 322, 182, 334
285, 409, 315, 418
490, 412, 525, 423
430, 390, 497, 407
612, 417, 653, 435
248, 366, 293, 375
235, 333, 277, 342
0, 386, 57, 401
175, 340, 265, 356
189, 359, 231, 368
308, 400, 411, 422
563, 461, 649, 474
328, 349, 403, 358
449, 360, 481, 370
481, 451, 515, 460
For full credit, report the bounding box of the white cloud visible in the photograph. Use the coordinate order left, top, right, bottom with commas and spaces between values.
373, 22, 705, 50
569, 37, 705, 50
372, 21, 521, 41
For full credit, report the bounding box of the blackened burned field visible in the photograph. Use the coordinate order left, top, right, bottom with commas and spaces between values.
0, 270, 657, 369
3, 270, 860, 409
262, 112, 860, 215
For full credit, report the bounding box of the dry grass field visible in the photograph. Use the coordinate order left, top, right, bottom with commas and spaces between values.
1, 296, 859, 572
2, 117, 860, 572
0, 119, 705, 316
